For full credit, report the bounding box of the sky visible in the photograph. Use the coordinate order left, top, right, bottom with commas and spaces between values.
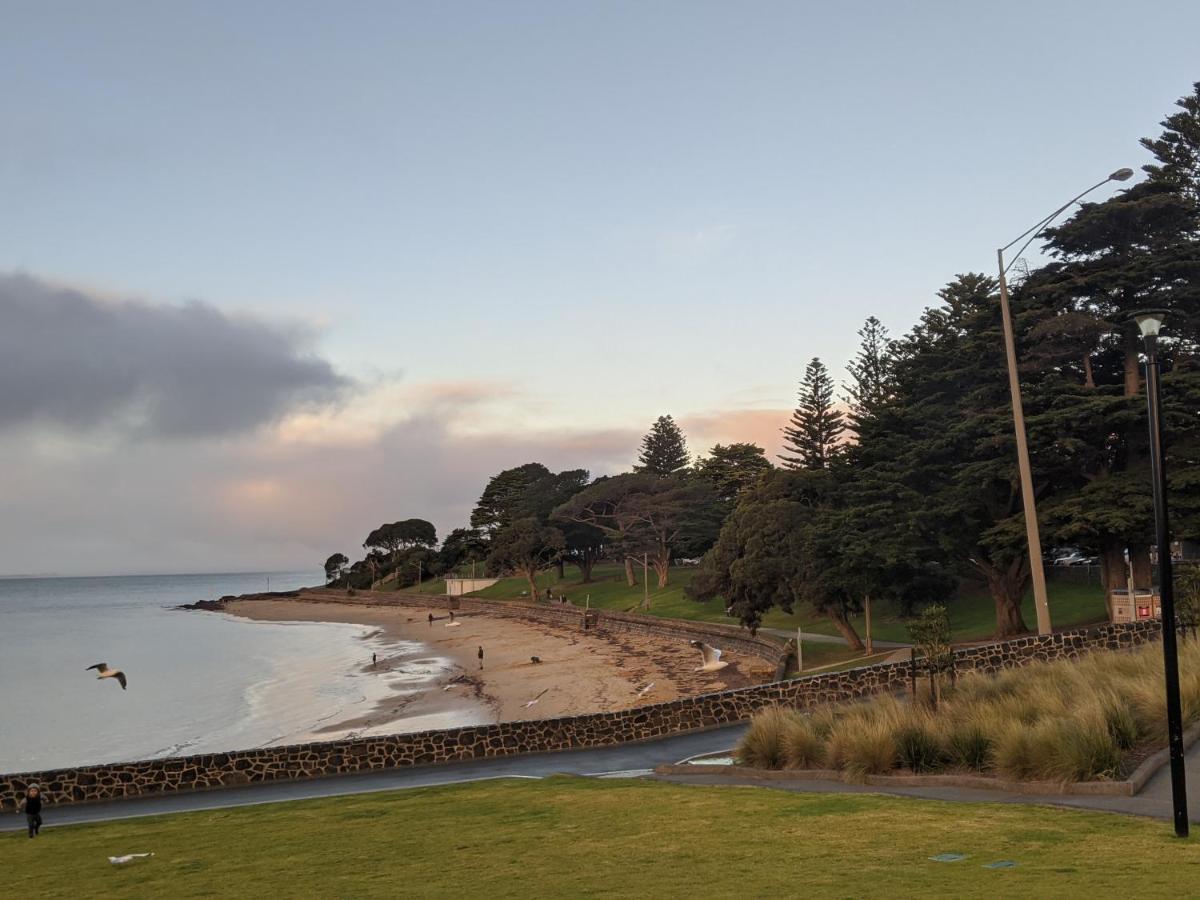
1, 0, 1197, 575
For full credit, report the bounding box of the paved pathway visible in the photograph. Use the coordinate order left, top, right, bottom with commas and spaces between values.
655, 738, 1200, 824
763, 627, 909, 649
0, 725, 747, 832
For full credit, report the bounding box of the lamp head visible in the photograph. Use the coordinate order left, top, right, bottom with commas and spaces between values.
1131, 308, 1167, 339
1109, 167, 1135, 182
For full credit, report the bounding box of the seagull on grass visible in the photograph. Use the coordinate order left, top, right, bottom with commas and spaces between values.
87, 663, 127, 689
689, 641, 729, 673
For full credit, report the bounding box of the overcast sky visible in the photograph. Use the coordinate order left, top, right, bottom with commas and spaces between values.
1, 1, 1197, 575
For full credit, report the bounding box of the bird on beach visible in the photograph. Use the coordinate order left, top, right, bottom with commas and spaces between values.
86, 663, 127, 689
523, 688, 550, 709
689, 641, 729, 673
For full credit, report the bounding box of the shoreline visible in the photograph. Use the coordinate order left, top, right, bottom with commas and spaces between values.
222, 595, 776, 738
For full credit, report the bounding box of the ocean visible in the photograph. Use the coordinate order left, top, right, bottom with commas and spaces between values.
0, 572, 441, 773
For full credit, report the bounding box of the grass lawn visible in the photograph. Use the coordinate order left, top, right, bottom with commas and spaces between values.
409, 563, 1109, 645
7, 778, 1195, 899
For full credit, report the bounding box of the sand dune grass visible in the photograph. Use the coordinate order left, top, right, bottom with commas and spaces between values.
737, 638, 1200, 783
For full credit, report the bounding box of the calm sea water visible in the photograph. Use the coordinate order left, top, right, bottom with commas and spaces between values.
0, 572, 445, 773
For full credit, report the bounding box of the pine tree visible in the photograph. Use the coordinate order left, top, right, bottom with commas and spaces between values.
636, 415, 690, 475
844, 316, 894, 432
780, 358, 845, 470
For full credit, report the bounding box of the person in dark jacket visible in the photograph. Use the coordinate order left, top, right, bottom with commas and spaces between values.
18, 784, 43, 838
477, 645, 484, 670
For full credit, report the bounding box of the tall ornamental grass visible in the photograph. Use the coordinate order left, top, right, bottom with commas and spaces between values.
735, 637, 1200, 784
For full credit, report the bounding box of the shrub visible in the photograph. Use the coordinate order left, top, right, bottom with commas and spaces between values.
736, 706, 796, 769
829, 720, 897, 783
893, 721, 944, 773
782, 715, 826, 769
1044, 715, 1123, 783
942, 719, 992, 772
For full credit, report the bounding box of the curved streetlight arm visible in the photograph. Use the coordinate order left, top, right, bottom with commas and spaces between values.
998, 175, 1121, 274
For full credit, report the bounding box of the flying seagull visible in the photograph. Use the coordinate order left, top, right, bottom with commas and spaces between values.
635, 681, 655, 698
689, 641, 729, 673
523, 688, 550, 709
87, 663, 127, 689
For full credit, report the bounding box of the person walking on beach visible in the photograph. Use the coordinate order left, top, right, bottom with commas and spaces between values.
18, 784, 43, 838
477, 645, 484, 670
428, 612, 434, 627
371, 652, 377, 667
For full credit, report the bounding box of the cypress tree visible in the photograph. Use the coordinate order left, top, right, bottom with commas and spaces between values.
780, 358, 845, 470
636, 415, 690, 475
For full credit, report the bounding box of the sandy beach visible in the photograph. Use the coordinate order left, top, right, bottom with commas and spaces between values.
224, 597, 775, 737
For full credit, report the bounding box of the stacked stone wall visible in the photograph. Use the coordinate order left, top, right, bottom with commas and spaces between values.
0, 614, 1166, 811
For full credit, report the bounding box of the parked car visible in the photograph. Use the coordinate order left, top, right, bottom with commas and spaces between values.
1053, 552, 1088, 566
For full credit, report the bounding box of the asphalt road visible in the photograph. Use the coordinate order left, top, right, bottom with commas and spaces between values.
1, 725, 747, 832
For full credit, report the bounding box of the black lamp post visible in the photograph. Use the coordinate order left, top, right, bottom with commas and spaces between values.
1133, 308, 1189, 838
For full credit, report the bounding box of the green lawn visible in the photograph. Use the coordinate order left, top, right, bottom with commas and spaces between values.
408, 563, 1108, 645
7, 778, 1194, 898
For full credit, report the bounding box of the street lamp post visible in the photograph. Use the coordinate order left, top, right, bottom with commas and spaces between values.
1132, 309, 1189, 838
996, 167, 1134, 635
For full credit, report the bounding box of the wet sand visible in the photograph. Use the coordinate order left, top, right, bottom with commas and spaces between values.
223, 598, 775, 736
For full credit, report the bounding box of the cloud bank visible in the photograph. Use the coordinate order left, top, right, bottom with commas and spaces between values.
0, 274, 349, 437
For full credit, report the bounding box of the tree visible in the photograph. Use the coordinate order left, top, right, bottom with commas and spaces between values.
694, 443, 772, 502
395, 518, 437, 548
850, 274, 1042, 637
780, 358, 845, 469
688, 468, 866, 647
323, 552, 348, 584
485, 518, 565, 599
471, 463, 551, 533
554, 473, 722, 588
635, 415, 690, 476
438, 528, 489, 573
844, 316, 895, 433
1020, 86, 1200, 592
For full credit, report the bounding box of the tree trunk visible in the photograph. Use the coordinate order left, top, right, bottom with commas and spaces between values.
556, 559, 565, 580
827, 607, 865, 651
1131, 546, 1153, 589
624, 557, 636, 587
574, 553, 595, 583
1082, 353, 1095, 389
1124, 337, 1141, 398
652, 549, 670, 589
525, 570, 539, 599
978, 556, 1031, 638
1099, 540, 1127, 619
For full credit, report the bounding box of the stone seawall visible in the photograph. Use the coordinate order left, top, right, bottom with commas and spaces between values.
0, 617, 1166, 812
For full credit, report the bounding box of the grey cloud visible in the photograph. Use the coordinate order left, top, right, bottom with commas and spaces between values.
0, 273, 350, 437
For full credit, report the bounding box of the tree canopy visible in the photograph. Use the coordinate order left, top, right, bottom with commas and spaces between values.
635, 415, 690, 476
780, 358, 845, 470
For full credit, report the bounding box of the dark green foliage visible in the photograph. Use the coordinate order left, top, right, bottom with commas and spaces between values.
485, 518, 566, 597
471, 463, 551, 533
636, 415, 690, 476
893, 724, 943, 773
693, 442, 772, 502
323, 552, 348, 584
438, 528, 489, 573
780, 358, 844, 470
944, 723, 991, 772
554, 473, 721, 588
844, 316, 895, 433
